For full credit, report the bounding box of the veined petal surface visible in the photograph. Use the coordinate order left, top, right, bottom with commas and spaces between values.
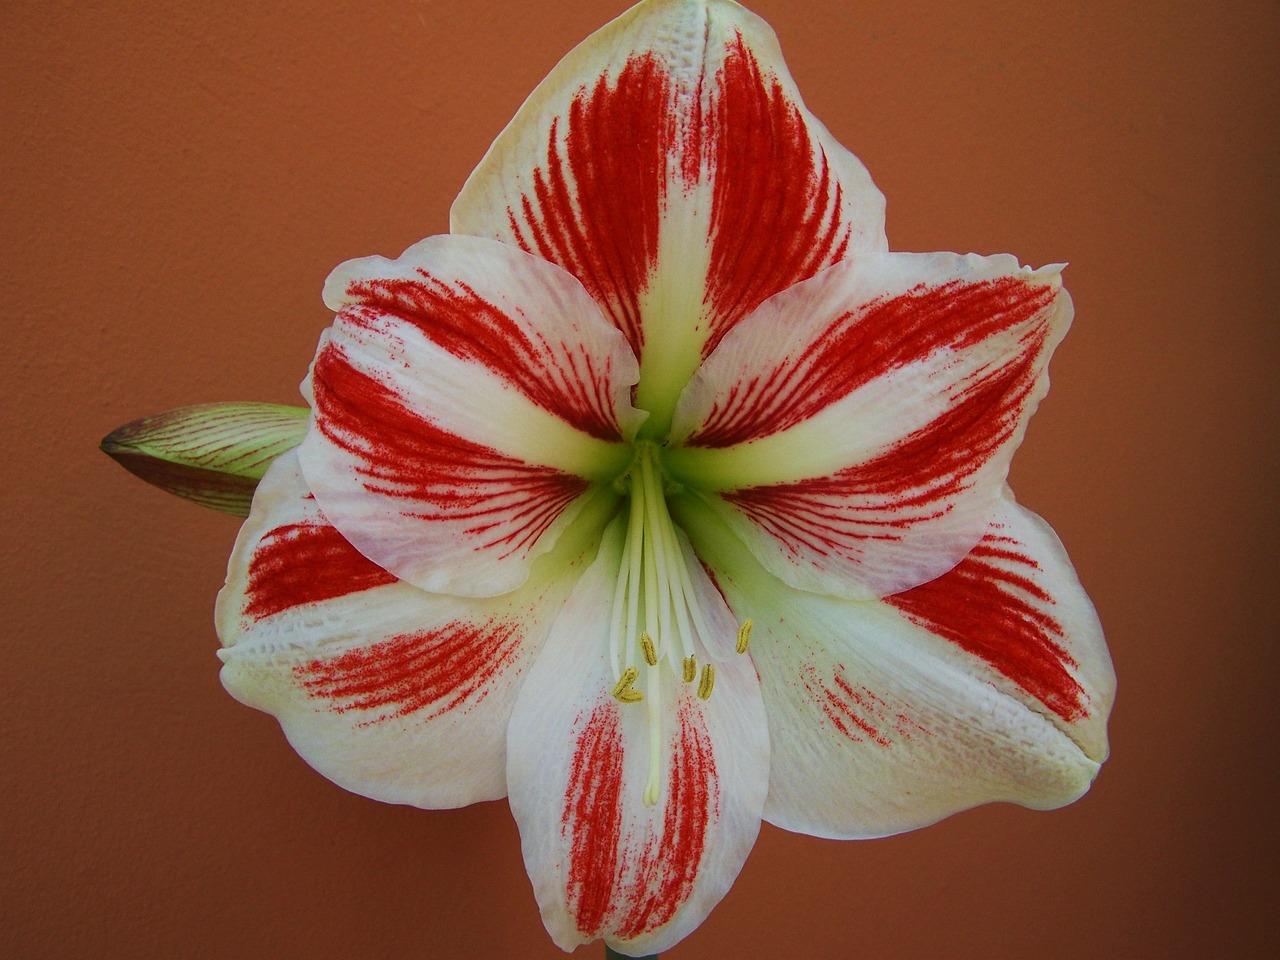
297, 235, 637, 597
452, 0, 886, 434
675, 494, 1113, 839
666, 252, 1073, 600
216, 452, 592, 808
507, 517, 769, 956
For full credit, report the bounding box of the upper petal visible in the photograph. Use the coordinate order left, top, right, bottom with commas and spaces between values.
216, 451, 592, 808
297, 235, 637, 597
451, 0, 886, 433
506, 515, 769, 955
675, 493, 1114, 839
665, 252, 1073, 599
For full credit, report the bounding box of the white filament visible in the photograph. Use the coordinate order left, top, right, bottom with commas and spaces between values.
607, 442, 745, 807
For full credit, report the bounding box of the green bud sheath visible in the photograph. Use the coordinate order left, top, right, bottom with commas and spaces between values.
101, 402, 309, 516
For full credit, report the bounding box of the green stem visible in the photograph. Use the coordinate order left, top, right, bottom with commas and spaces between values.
604, 946, 658, 960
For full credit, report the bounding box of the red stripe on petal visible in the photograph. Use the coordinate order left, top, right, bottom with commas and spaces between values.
561, 699, 718, 940
802, 663, 890, 746
801, 664, 929, 745
701, 36, 853, 358
510, 56, 673, 355
339, 279, 623, 441
293, 619, 522, 723
615, 701, 717, 938
725, 330, 1048, 558
313, 345, 589, 560
563, 701, 626, 937
244, 521, 397, 620
691, 277, 1059, 448
887, 534, 1087, 721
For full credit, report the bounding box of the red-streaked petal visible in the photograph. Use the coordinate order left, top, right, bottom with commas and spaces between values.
507, 516, 768, 955
297, 235, 636, 598
698, 29, 882, 357
675, 494, 1113, 839
665, 253, 1072, 600
322, 235, 644, 444
883, 490, 1115, 760
216, 452, 590, 808
452, 0, 885, 433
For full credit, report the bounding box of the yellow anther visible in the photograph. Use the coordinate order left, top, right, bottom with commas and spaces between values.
683, 655, 697, 683
612, 667, 644, 704
697, 664, 716, 701
736, 619, 754, 655
640, 632, 658, 667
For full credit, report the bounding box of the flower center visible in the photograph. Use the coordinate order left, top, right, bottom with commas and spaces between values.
607, 442, 752, 806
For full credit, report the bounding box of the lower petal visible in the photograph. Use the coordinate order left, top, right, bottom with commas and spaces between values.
676, 495, 1113, 839
506, 516, 769, 955
883, 489, 1115, 761
216, 451, 591, 808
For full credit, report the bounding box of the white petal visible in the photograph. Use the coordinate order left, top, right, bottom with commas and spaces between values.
506, 515, 769, 955
883, 490, 1115, 762
452, 0, 886, 434
674, 495, 1112, 839
297, 235, 637, 597
216, 451, 590, 808
666, 253, 1073, 600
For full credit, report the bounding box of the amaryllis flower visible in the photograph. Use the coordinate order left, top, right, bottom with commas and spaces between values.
212, 0, 1114, 955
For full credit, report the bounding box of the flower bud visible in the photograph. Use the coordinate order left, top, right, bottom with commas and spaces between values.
101, 402, 308, 516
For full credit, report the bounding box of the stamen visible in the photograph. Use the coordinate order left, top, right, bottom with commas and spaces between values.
641, 500, 662, 662
640, 451, 676, 660
697, 664, 716, 700
736, 619, 754, 654
607, 498, 632, 682
604, 442, 751, 803
640, 633, 658, 667
624, 473, 645, 674
643, 669, 661, 807
654, 503, 699, 665
612, 667, 643, 704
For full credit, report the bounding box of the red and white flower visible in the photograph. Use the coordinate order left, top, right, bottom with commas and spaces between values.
214, 1, 1114, 954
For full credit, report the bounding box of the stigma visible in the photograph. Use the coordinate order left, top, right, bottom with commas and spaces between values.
607, 442, 750, 806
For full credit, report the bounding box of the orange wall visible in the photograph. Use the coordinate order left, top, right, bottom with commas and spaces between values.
3, 1, 1276, 957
